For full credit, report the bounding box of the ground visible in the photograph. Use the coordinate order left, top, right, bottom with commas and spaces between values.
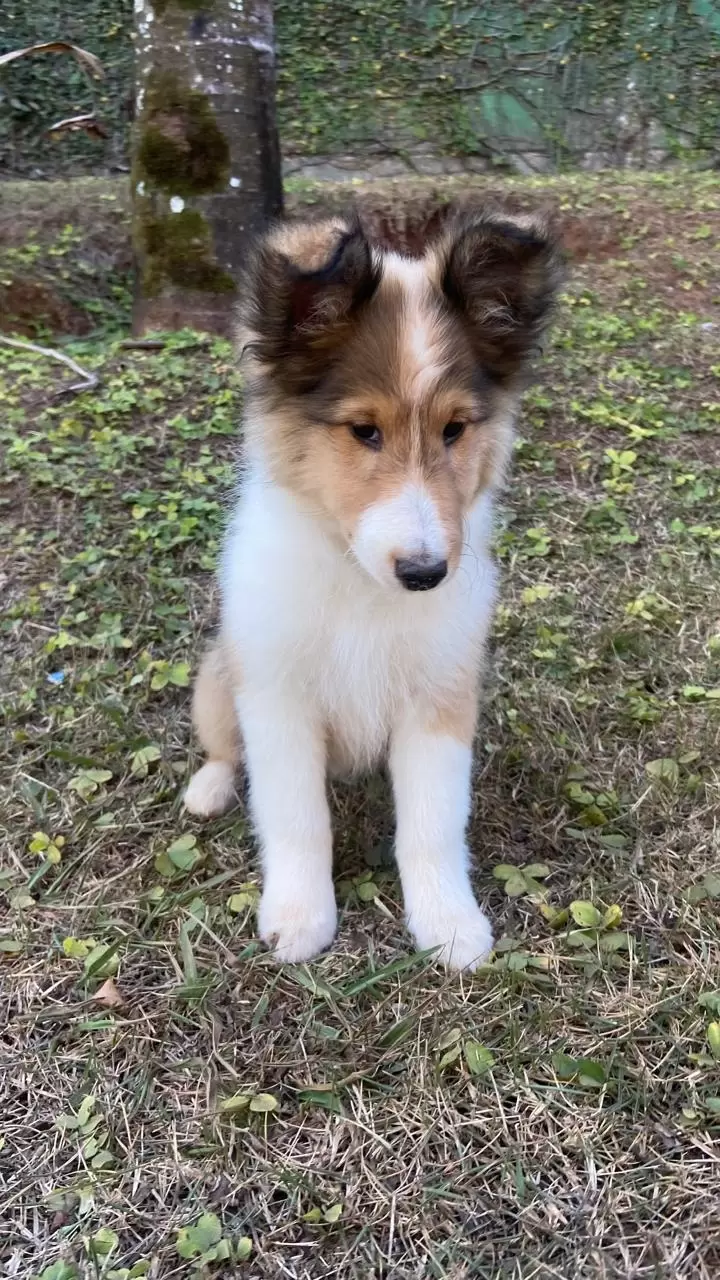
1, 168, 720, 1280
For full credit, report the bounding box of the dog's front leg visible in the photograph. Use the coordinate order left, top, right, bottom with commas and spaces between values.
390, 708, 493, 971
238, 689, 336, 963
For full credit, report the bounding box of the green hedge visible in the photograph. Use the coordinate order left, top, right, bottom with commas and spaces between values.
1, 1, 719, 175
0, 1, 134, 174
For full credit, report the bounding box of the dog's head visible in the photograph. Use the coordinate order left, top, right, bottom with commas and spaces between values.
238, 209, 563, 591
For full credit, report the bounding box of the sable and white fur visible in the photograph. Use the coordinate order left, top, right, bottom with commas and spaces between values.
184, 208, 562, 968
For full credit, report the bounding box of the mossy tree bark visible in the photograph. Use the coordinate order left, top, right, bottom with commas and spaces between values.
132, 0, 282, 335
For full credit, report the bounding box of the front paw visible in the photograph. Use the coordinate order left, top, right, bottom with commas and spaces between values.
407, 893, 493, 972
258, 881, 337, 964
184, 761, 237, 818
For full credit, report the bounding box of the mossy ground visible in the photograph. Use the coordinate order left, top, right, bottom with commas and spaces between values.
1, 168, 720, 1279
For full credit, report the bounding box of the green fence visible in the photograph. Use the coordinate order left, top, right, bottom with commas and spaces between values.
1, 1, 719, 176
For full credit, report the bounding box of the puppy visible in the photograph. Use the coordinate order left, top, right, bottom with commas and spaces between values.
184, 208, 562, 969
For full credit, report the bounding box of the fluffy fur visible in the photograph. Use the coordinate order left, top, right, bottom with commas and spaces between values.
184, 206, 563, 968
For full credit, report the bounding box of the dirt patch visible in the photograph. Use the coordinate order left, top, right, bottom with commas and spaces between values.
0, 279, 92, 337
1, 170, 718, 336
572, 195, 719, 312
560, 214, 621, 262
0, 177, 133, 337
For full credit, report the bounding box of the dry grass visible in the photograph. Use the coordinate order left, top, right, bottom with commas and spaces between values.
1, 168, 720, 1280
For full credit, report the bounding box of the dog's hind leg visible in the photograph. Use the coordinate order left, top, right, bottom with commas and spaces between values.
184, 641, 241, 817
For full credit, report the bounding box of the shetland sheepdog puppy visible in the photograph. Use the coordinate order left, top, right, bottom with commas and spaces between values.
184, 208, 562, 969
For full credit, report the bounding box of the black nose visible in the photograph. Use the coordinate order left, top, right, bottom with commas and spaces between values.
395, 557, 448, 591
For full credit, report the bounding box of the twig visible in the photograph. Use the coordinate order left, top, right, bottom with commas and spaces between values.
119, 338, 167, 351
119, 336, 213, 353
0, 334, 99, 393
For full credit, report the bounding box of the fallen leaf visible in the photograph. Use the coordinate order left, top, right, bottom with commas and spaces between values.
176, 1212, 222, 1259
84, 942, 121, 979
569, 900, 603, 928
356, 879, 379, 901
130, 743, 161, 777
464, 1040, 496, 1076
88, 1226, 118, 1257
11, 890, 36, 911
94, 978, 124, 1009
645, 757, 679, 786
64, 936, 95, 959
219, 1093, 250, 1114
0, 41, 104, 78
227, 886, 259, 913
249, 1092, 279, 1113
90, 1149, 115, 1169
47, 112, 108, 141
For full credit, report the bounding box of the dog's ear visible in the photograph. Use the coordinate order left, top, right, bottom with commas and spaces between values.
238, 218, 380, 393
439, 213, 564, 384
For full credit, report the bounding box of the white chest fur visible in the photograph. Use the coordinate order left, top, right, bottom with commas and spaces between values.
220, 470, 498, 772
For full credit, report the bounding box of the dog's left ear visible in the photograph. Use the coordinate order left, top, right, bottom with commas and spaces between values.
439, 213, 564, 384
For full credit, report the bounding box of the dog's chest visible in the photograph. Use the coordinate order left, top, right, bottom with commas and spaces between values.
223, 483, 495, 767
316, 599, 442, 767
287, 558, 485, 770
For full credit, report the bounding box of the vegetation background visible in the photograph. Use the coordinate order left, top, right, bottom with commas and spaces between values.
2, 0, 720, 177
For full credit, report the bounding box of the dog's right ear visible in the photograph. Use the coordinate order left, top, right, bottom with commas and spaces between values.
238, 218, 380, 393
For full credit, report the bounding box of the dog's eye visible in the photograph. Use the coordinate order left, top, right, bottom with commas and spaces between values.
350, 424, 382, 450
443, 421, 466, 446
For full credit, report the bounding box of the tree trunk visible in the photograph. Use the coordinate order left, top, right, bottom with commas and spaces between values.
132, 0, 282, 336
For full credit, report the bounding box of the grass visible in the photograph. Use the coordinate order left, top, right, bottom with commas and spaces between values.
1, 167, 720, 1280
